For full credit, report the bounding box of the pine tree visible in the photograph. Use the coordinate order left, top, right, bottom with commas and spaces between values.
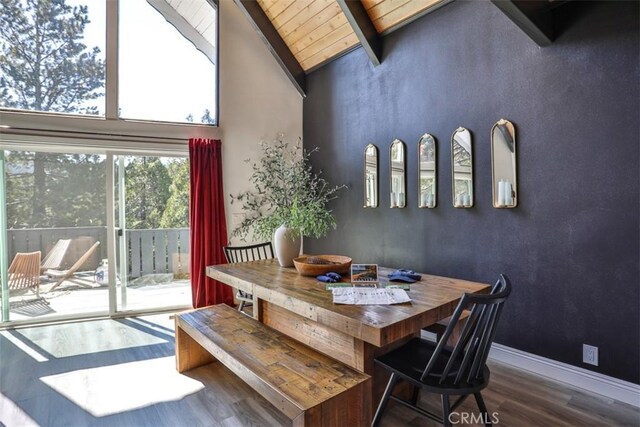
160, 159, 189, 228
125, 157, 171, 229
4, 151, 106, 228
200, 109, 215, 124
0, 0, 104, 113
0, 0, 106, 228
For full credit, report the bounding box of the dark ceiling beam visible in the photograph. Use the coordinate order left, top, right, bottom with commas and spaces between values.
234, 0, 306, 97
491, 0, 554, 47
336, 0, 382, 66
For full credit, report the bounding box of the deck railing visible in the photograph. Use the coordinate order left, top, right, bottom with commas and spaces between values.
6, 226, 190, 279
126, 228, 190, 278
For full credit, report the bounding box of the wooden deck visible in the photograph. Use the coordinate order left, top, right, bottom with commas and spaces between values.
7, 273, 191, 322
7, 227, 190, 284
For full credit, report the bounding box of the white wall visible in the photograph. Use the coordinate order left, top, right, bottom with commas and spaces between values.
217, 0, 303, 244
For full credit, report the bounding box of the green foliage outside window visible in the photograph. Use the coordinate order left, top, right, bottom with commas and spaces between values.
0, 0, 191, 231
160, 159, 190, 228
0, 0, 104, 114
5, 153, 189, 230
5, 152, 106, 228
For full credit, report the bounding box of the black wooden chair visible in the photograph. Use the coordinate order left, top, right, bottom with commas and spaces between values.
372, 274, 512, 427
223, 242, 274, 313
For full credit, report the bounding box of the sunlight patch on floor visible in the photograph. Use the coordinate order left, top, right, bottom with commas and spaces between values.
0, 331, 49, 362
0, 392, 39, 426
40, 356, 204, 417
17, 319, 167, 358
126, 316, 175, 336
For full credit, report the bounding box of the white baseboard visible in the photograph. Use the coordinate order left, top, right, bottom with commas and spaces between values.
489, 343, 640, 408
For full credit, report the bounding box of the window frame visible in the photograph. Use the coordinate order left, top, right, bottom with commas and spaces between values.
0, 144, 193, 325
0, 0, 219, 140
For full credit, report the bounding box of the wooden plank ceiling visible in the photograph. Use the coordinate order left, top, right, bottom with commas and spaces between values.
256, 0, 445, 71
362, 0, 443, 34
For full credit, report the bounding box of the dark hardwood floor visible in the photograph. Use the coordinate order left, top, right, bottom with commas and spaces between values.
0, 314, 637, 426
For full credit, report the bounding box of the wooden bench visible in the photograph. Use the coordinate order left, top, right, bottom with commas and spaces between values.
175, 304, 371, 426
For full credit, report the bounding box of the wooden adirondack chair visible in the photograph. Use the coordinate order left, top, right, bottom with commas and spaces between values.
46, 242, 100, 292
7, 251, 42, 298
40, 239, 72, 273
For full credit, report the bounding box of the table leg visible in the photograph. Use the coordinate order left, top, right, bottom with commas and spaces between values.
260, 300, 417, 420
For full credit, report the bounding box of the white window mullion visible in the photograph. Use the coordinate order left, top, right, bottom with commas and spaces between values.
106, 0, 119, 120
0, 150, 8, 322
106, 153, 117, 315
117, 155, 128, 310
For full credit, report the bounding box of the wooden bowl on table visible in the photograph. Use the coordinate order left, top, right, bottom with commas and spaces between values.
293, 255, 352, 277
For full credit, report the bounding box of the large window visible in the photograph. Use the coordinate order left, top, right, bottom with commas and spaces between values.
116, 155, 191, 312
0, 0, 106, 116
2, 149, 110, 322
119, 0, 217, 124
0, 0, 210, 325
0, 148, 191, 324
0, 0, 218, 125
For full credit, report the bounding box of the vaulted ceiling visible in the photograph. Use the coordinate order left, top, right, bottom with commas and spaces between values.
257, 0, 445, 71
233, 0, 566, 96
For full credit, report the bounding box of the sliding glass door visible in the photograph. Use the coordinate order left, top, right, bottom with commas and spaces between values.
0, 148, 190, 324
115, 155, 191, 313
0, 149, 110, 322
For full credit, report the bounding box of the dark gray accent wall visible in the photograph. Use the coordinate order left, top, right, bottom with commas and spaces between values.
303, 0, 639, 383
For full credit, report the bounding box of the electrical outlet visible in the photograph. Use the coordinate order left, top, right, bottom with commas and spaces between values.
583, 344, 598, 366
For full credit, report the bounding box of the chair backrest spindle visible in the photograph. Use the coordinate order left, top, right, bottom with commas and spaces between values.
8, 251, 41, 291
224, 242, 274, 264
421, 274, 512, 386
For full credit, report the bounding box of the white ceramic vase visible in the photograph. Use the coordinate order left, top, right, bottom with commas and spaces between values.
273, 224, 302, 267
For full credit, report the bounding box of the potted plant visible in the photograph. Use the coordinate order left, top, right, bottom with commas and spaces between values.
230, 135, 345, 267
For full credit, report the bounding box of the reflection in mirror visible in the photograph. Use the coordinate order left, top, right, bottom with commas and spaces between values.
418, 134, 437, 208
364, 144, 378, 208
491, 119, 517, 208
389, 139, 406, 208
451, 127, 473, 208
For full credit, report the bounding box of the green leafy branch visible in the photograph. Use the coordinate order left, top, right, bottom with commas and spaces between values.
230, 135, 345, 241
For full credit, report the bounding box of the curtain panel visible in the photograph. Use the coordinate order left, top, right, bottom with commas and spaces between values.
189, 138, 233, 308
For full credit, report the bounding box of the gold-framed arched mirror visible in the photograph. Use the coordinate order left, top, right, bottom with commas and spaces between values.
418, 134, 437, 208
451, 127, 473, 208
389, 139, 406, 208
364, 144, 378, 208
491, 119, 517, 208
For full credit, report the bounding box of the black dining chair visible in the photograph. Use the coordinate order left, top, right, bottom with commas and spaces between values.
372, 274, 512, 427
223, 242, 275, 314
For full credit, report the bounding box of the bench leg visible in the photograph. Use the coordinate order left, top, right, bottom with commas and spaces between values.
292, 380, 371, 427
175, 322, 217, 373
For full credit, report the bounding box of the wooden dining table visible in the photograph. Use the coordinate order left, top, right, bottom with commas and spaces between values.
206, 259, 490, 419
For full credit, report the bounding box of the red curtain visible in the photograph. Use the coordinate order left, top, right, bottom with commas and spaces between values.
189, 138, 233, 308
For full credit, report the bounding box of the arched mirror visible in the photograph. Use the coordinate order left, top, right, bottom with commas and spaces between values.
491, 119, 517, 208
364, 144, 378, 208
451, 127, 473, 208
418, 134, 437, 208
389, 139, 406, 208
